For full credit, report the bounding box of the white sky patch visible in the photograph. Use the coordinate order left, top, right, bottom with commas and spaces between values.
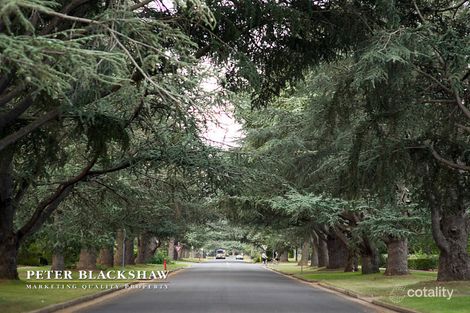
203, 105, 242, 149
200, 77, 242, 149
138, 0, 243, 149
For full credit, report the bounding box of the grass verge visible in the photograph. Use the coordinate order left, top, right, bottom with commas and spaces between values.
269, 263, 470, 313
0, 262, 189, 313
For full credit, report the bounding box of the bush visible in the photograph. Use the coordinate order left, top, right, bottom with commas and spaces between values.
150, 250, 172, 264
408, 256, 439, 270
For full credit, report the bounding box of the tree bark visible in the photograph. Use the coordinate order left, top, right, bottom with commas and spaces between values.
0, 235, 18, 279
426, 168, 470, 281
436, 213, 470, 281
298, 241, 309, 266
51, 250, 65, 271
135, 233, 158, 264
125, 236, 135, 265
0, 147, 19, 279
361, 238, 380, 274
168, 238, 175, 261
310, 236, 319, 267
326, 234, 348, 269
97, 246, 114, 268
77, 248, 97, 270
344, 249, 355, 272
385, 238, 409, 276
279, 250, 289, 262
114, 229, 125, 266
317, 237, 329, 267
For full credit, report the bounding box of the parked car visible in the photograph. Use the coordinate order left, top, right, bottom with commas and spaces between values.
235, 254, 244, 260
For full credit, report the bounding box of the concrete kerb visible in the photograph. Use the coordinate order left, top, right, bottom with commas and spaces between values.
266, 266, 420, 313
27, 267, 187, 313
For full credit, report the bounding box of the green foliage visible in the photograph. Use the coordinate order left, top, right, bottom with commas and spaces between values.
150, 250, 168, 265
408, 256, 439, 271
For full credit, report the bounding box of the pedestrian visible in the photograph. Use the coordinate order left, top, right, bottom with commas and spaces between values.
261, 252, 267, 265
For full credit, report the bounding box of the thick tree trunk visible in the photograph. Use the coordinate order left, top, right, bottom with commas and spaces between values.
77, 248, 97, 270
168, 238, 175, 261
361, 238, 380, 274
310, 237, 319, 267
385, 238, 409, 276
97, 246, 114, 268
298, 241, 309, 266
326, 235, 348, 269
436, 213, 470, 281
426, 169, 470, 281
135, 233, 158, 264
125, 236, 135, 265
0, 236, 18, 279
318, 238, 328, 267
344, 249, 355, 272
279, 250, 289, 262
0, 148, 19, 280
51, 250, 65, 271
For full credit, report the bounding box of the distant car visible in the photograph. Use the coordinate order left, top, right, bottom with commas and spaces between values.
235, 255, 244, 260
215, 249, 226, 259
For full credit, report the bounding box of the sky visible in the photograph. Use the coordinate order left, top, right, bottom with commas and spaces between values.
203, 106, 242, 149
200, 77, 243, 149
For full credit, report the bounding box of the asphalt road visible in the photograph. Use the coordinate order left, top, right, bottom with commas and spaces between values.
80, 259, 385, 313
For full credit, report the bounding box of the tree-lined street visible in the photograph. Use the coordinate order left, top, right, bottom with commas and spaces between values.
80, 261, 384, 313
1, 1, 469, 312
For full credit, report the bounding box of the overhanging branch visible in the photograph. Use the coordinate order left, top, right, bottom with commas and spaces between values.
430, 144, 470, 172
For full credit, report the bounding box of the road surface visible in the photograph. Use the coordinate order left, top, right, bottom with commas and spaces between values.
80, 259, 388, 313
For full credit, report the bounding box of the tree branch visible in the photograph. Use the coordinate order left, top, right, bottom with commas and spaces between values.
422, 164, 450, 253
0, 96, 33, 130
452, 85, 470, 120
16, 156, 98, 241
0, 108, 60, 152
456, 123, 470, 133
40, 0, 93, 35
0, 85, 25, 107
430, 144, 470, 172
130, 0, 155, 11
435, 0, 469, 12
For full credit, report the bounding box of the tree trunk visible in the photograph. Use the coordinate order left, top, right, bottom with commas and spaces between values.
97, 246, 114, 268
326, 235, 348, 269
135, 233, 158, 264
426, 169, 470, 281
0, 236, 18, 279
168, 238, 175, 261
125, 236, 135, 265
310, 236, 319, 267
0, 148, 19, 279
318, 238, 328, 267
77, 248, 97, 270
436, 213, 470, 281
51, 250, 65, 271
361, 238, 380, 274
385, 238, 409, 276
279, 250, 289, 262
298, 241, 309, 266
344, 249, 355, 272
114, 229, 125, 267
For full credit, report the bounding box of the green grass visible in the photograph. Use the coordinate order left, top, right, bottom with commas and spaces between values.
0, 262, 189, 313
270, 262, 470, 313
179, 257, 207, 263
